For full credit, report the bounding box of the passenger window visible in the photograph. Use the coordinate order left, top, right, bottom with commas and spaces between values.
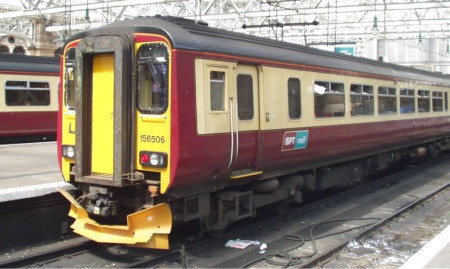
433, 91, 443, 112
288, 78, 301, 119
400, 88, 415, 114
64, 47, 76, 109
417, 90, 430, 113
237, 74, 254, 120
378, 87, 397, 115
314, 81, 345, 118
137, 43, 169, 114
445, 92, 449, 112
210, 71, 225, 111
5, 80, 51, 106
350, 84, 374, 116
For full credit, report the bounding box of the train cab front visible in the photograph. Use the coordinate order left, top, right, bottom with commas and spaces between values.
59, 32, 173, 249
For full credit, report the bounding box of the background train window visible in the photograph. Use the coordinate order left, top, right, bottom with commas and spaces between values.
5, 80, 50, 106
64, 47, 75, 109
314, 81, 345, 118
237, 74, 254, 120
417, 90, 430, 113
446, 92, 449, 112
288, 78, 301, 119
400, 88, 415, 114
433, 91, 443, 112
137, 43, 169, 114
378, 86, 397, 115
210, 71, 225, 111
350, 84, 374, 116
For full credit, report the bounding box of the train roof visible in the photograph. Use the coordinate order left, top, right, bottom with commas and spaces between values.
67, 16, 450, 87
0, 54, 59, 74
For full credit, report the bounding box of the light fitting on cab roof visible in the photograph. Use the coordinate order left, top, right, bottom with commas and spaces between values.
372, 0, 379, 36
418, 31, 423, 47
84, 0, 91, 29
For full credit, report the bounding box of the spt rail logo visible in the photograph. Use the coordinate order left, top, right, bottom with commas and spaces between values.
282, 130, 309, 151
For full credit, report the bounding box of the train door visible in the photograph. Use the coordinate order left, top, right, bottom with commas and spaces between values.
91, 54, 114, 174
74, 35, 133, 186
229, 64, 262, 178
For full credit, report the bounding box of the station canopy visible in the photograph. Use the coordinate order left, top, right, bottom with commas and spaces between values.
0, 0, 448, 47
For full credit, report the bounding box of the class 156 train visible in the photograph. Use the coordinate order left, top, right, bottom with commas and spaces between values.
57, 15, 450, 249
0, 54, 59, 142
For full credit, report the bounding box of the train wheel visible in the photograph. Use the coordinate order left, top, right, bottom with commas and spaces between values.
275, 199, 292, 214
199, 216, 226, 237
207, 227, 226, 237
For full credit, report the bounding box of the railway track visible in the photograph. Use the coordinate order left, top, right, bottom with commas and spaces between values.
0, 238, 96, 268
1, 156, 450, 268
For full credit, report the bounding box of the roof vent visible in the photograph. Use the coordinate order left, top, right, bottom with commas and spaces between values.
195, 20, 208, 26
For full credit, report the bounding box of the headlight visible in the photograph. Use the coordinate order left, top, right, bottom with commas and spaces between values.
140, 151, 167, 168
62, 145, 75, 159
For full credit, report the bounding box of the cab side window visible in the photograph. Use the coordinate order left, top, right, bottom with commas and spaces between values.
64, 47, 76, 109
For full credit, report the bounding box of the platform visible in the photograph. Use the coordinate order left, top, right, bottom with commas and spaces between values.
400, 223, 450, 269
0, 141, 70, 202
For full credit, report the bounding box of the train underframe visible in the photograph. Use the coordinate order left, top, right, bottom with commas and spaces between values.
172, 137, 450, 236
69, 137, 450, 241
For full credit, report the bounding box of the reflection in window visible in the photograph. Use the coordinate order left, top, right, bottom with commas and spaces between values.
433, 91, 443, 112
350, 84, 374, 116
138, 43, 169, 114
210, 71, 225, 111
417, 90, 430, 113
64, 47, 76, 109
288, 78, 301, 119
400, 88, 415, 114
314, 81, 345, 118
5, 80, 51, 106
237, 74, 254, 120
378, 86, 397, 115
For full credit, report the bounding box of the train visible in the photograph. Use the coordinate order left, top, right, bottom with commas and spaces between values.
57, 16, 450, 249
0, 54, 60, 142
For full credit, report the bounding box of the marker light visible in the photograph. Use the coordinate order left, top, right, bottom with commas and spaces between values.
140, 151, 167, 168
62, 145, 75, 159
140, 153, 150, 163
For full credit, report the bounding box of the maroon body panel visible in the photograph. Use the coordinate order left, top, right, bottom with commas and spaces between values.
168, 50, 450, 191
171, 116, 450, 190
0, 111, 57, 137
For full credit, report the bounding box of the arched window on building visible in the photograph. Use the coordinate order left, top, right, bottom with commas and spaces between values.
12, 46, 25, 55
0, 45, 10, 54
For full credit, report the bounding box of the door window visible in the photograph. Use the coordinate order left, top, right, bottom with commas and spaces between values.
288, 78, 301, 119
237, 74, 254, 120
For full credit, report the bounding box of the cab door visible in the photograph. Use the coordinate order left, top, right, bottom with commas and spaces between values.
229, 64, 261, 177
91, 54, 115, 175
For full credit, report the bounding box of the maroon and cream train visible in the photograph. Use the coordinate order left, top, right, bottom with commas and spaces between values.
0, 54, 59, 142
58, 16, 450, 249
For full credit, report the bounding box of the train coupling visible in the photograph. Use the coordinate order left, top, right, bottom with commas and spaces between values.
58, 188, 172, 249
